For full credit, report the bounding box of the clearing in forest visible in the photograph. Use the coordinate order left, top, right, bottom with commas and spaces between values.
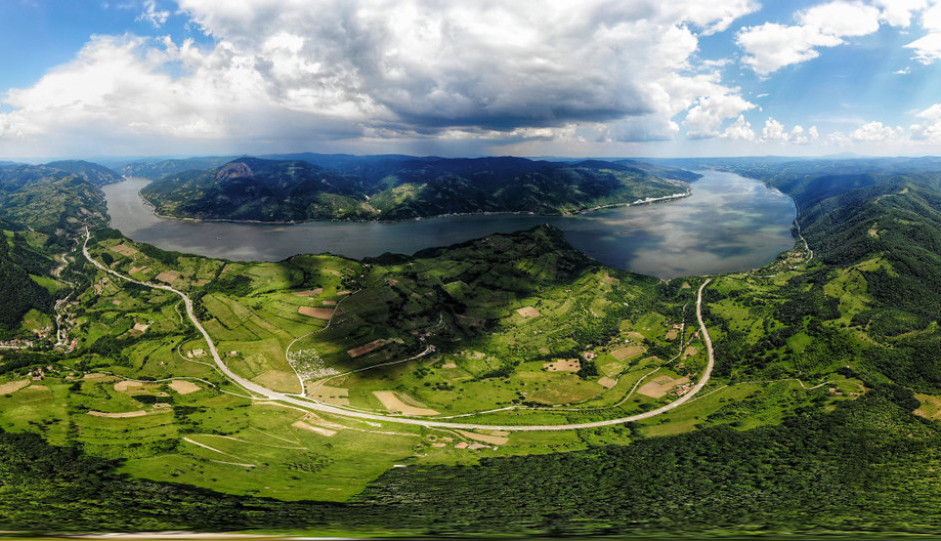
516, 306, 540, 318
915, 394, 941, 422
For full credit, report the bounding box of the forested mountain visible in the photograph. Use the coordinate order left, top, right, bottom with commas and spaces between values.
0, 165, 110, 240
138, 155, 694, 221
0, 162, 111, 338
121, 156, 236, 179
43, 160, 121, 186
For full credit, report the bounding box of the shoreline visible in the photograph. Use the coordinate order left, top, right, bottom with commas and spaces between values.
130, 178, 690, 226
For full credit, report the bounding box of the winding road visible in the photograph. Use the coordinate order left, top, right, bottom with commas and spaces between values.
84, 228, 715, 432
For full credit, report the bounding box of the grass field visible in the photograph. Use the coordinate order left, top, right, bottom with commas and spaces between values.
0, 226, 878, 504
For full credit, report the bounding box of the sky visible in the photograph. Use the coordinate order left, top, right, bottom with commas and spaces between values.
3, 0, 941, 160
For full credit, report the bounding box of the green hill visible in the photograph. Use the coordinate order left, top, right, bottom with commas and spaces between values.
5, 156, 941, 536
139, 155, 694, 222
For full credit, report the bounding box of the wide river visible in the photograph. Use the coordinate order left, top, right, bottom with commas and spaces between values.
102, 170, 796, 279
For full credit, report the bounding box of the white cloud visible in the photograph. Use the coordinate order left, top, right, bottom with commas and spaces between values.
761, 117, 789, 142
720, 114, 756, 141
797, 1, 880, 37
683, 93, 755, 138
788, 124, 820, 144
827, 131, 852, 146
737, 23, 843, 75
1, 0, 761, 156
756, 117, 820, 144
902, 2, 941, 63
737, 1, 885, 75
657, 0, 760, 36
872, 0, 927, 27
137, 0, 170, 28
850, 121, 903, 142
910, 103, 941, 141
604, 115, 679, 142
906, 32, 941, 63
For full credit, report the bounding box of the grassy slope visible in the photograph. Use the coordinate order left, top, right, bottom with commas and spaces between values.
5, 160, 941, 535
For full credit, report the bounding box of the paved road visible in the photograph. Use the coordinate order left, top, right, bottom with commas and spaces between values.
84, 228, 715, 432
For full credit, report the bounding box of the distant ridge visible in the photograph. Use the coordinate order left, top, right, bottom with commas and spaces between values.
136, 154, 698, 222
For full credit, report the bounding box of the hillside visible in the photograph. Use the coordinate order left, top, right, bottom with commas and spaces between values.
4, 157, 941, 535
121, 156, 236, 179
44, 160, 122, 186
0, 163, 111, 340
138, 155, 694, 222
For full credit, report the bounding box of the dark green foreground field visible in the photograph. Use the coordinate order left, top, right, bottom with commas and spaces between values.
3, 157, 941, 537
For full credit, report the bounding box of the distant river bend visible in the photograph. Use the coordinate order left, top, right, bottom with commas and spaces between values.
102, 170, 796, 279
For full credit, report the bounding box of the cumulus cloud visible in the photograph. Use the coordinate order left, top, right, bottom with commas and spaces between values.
1, 0, 760, 155
757, 117, 819, 144
761, 118, 789, 142
0, 33, 370, 153
789, 125, 820, 144
737, 1, 884, 75
737, 23, 843, 75
850, 121, 903, 142
906, 3, 941, 63
683, 93, 755, 139
872, 0, 928, 27
910, 103, 941, 141
720, 114, 756, 141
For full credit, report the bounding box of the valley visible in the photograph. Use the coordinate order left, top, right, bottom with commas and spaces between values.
0, 155, 939, 536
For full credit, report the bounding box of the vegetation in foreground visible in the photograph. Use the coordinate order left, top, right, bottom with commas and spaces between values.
1, 385, 939, 536
1, 156, 941, 536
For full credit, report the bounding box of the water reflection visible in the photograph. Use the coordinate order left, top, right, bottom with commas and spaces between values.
102, 170, 796, 279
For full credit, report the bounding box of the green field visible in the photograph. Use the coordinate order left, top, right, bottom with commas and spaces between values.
7, 157, 941, 536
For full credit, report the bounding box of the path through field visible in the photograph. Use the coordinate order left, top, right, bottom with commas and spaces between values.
83, 228, 715, 432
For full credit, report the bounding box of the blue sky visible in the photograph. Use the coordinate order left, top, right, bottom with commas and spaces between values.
2, 0, 941, 159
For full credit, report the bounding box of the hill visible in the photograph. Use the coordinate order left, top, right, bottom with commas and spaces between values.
43, 160, 122, 186
0, 163, 111, 340
6, 156, 941, 536
139, 155, 694, 222
121, 156, 236, 179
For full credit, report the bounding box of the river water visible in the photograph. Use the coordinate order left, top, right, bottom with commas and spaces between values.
101, 170, 796, 279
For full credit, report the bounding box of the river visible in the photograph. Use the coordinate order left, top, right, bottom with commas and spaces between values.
101, 170, 796, 279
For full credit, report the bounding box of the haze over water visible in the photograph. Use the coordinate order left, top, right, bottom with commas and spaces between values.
102, 170, 796, 280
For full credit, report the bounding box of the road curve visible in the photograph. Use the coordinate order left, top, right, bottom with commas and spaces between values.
83, 228, 715, 432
